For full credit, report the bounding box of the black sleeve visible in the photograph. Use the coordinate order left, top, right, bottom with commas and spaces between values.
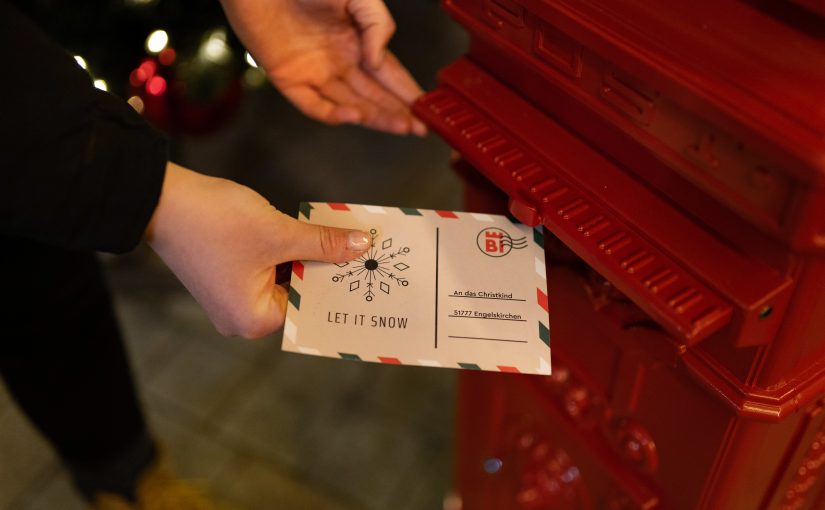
0, 1, 168, 254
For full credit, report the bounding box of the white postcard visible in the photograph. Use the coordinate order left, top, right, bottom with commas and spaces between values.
282, 202, 550, 375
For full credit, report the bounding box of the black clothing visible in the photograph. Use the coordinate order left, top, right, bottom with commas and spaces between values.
0, 239, 155, 501
0, 0, 168, 253
0, 1, 167, 501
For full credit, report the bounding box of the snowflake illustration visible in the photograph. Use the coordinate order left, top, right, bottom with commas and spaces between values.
331, 229, 411, 302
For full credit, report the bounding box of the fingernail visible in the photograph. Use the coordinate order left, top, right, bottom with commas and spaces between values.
347, 230, 371, 250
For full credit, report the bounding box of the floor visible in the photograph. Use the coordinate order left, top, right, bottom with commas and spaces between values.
0, 2, 469, 508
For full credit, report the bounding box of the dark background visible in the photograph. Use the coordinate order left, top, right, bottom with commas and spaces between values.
0, 1, 471, 508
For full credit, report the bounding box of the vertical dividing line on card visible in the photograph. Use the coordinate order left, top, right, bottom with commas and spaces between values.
435, 227, 440, 349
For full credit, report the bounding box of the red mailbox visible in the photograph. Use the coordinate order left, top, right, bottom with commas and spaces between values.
413, 1, 825, 508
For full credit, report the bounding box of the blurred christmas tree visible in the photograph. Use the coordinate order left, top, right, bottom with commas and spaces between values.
15, 0, 265, 135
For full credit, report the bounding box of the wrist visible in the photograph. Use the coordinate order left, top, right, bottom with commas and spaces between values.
144, 161, 197, 246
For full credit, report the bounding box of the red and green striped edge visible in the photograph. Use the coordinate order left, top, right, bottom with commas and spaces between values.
300, 202, 543, 245
334, 354, 522, 373
291, 202, 550, 374
331, 285, 549, 372
299, 202, 465, 220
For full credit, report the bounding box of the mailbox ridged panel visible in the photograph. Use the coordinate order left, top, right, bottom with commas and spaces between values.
416, 0, 825, 508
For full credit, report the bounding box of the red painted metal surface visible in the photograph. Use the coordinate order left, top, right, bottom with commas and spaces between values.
414, 0, 825, 508
415, 60, 793, 349
789, 0, 825, 18
443, 0, 825, 252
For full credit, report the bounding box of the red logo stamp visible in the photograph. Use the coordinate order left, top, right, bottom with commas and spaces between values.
476, 227, 528, 257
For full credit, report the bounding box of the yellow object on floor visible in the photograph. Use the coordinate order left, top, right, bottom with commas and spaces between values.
89, 457, 233, 510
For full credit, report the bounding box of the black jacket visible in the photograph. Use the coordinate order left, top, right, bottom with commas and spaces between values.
0, 1, 168, 254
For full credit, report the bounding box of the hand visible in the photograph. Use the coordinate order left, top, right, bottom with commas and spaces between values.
220, 0, 427, 136
145, 162, 371, 338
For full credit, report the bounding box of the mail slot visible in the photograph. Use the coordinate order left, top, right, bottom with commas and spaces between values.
414, 0, 825, 508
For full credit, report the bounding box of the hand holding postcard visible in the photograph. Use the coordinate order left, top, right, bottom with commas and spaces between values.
283, 203, 551, 375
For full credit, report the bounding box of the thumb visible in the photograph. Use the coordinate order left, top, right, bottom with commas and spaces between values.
284, 218, 372, 264
348, 0, 396, 70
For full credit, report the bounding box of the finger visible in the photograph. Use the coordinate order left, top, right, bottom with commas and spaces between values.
369, 51, 424, 105
348, 0, 396, 69
230, 285, 287, 339
346, 66, 408, 113
345, 67, 415, 134
268, 283, 289, 332
319, 78, 378, 120
225, 272, 287, 339
281, 217, 372, 264
281, 85, 361, 125
323, 77, 408, 134
252, 280, 291, 338
347, 69, 429, 136
411, 117, 428, 137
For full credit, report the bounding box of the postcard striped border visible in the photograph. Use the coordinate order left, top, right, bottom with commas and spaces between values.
286, 203, 551, 375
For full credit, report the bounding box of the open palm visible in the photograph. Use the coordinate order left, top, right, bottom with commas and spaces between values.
221, 0, 426, 135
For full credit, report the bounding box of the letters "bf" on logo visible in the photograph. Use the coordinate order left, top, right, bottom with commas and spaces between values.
476, 227, 528, 258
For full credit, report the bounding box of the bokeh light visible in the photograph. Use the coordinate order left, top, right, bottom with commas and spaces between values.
146, 75, 167, 96
243, 67, 266, 88
139, 59, 158, 78
129, 68, 147, 87
199, 28, 232, 64
127, 95, 145, 114
145, 29, 169, 54
158, 48, 176, 66
244, 51, 257, 68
